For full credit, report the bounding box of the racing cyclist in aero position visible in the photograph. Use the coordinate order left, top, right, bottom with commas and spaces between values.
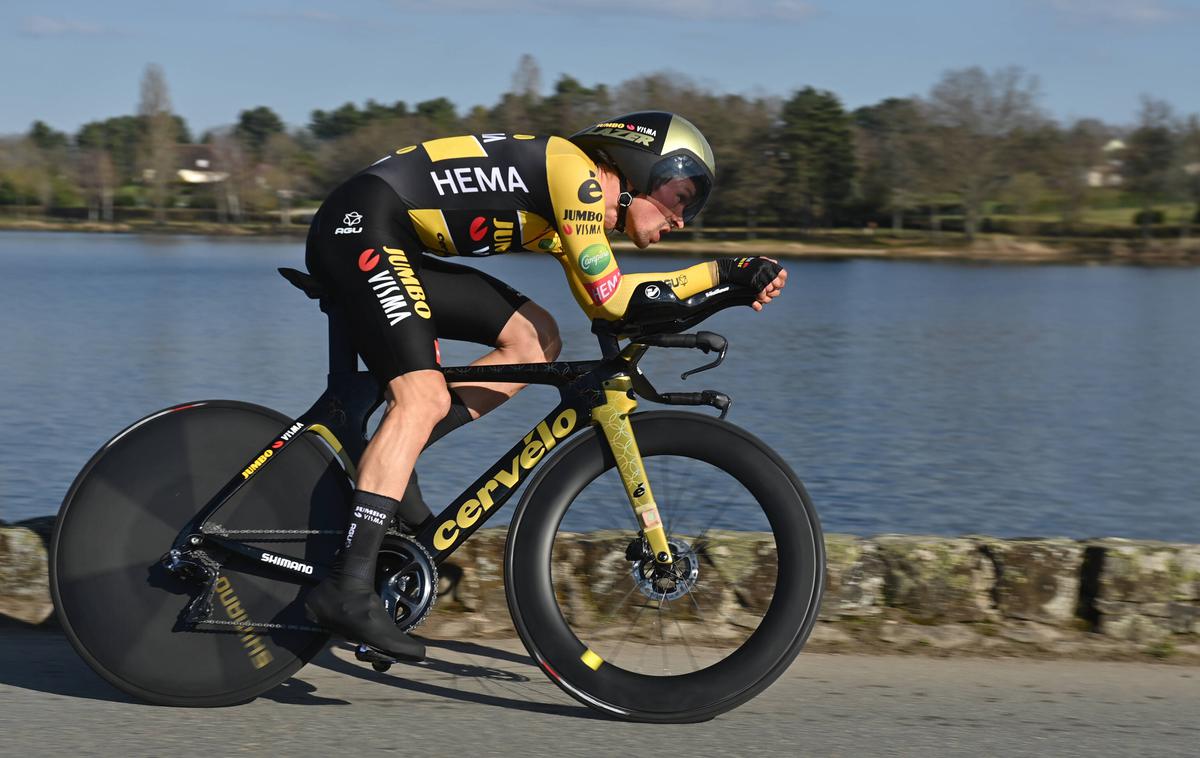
302, 111, 788, 660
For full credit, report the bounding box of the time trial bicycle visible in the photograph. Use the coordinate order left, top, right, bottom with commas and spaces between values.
50, 266, 824, 723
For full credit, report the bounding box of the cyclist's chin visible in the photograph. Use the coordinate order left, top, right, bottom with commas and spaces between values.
625, 229, 655, 249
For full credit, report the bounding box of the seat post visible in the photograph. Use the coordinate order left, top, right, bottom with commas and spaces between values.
321, 300, 359, 374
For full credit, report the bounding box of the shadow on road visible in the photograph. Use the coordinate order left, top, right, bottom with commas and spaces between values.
0, 623, 343, 707
309, 640, 605, 721
0, 624, 138, 705
259, 676, 351, 706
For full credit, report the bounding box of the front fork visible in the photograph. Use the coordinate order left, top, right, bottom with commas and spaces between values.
591, 376, 673, 566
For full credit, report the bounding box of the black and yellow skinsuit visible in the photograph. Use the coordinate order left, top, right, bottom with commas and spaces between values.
305, 132, 718, 381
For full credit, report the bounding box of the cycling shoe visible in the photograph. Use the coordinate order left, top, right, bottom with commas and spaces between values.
305, 578, 426, 662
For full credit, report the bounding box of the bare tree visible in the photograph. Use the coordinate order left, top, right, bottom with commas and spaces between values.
921, 66, 1045, 242
854, 98, 928, 232
138, 64, 179, 224
1039, 119, 1108, 233
1181, 115, 1200, 239
262, 132, 312, 227
207, 131, 247, 223
1123, 97, 1178, 240
77, 149, 116, 222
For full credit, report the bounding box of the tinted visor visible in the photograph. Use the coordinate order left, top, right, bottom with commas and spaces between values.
647, 154, 712, 223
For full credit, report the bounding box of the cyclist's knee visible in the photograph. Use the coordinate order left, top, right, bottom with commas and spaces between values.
384, 370, 451, 427
502, 302, 561, 362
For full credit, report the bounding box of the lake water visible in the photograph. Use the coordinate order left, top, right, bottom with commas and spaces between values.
1, 231, 1197, 541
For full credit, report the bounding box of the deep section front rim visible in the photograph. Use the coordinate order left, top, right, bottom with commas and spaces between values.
505, 411, 824, 722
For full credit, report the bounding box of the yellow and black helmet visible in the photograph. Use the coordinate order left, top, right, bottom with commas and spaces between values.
569, 111, 716, 224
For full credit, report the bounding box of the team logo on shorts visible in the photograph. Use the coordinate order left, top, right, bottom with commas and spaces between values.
335, 211, 364, 235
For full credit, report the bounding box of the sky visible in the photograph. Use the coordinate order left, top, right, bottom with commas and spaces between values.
2, 0, 1198, 138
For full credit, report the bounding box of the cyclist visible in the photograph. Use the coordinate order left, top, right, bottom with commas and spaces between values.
303, 111, 787, 660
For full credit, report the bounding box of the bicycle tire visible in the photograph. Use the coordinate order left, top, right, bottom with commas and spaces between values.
50, 400, 351, 707
505, 411, 824, 723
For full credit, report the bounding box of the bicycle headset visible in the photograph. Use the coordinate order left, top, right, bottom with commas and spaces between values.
569, 111, 716, 232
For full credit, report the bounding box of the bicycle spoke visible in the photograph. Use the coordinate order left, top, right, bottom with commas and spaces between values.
598, 579, 643, 624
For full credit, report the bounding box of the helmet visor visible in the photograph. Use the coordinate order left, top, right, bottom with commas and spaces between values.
647, 154, 712, 223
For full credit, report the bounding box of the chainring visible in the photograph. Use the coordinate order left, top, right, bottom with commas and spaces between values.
376, 533, 438, 632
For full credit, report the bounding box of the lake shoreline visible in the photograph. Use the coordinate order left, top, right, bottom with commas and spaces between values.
4, 220, 1200, 265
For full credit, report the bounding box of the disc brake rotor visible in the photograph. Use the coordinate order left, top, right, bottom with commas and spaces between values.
631, 538, 700, 602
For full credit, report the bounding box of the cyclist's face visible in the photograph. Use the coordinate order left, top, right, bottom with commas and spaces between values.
648, 177, 699, 221
624, 177, 696, 248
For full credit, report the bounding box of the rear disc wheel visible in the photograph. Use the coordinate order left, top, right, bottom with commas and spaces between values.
51, 401, 351, 707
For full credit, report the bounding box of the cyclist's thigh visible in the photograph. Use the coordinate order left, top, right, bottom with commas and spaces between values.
420, 256, 531, 347
305, 174, 438, 381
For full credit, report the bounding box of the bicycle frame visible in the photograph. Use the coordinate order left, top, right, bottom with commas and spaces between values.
170, 311, 675, 592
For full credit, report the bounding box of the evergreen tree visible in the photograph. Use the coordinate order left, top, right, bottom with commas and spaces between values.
779, 87, 856, 227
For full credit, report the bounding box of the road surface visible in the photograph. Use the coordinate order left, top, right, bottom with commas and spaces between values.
0, 628, 1195, 757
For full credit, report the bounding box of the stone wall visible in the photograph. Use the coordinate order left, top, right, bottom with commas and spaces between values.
4, 517, 1197, 661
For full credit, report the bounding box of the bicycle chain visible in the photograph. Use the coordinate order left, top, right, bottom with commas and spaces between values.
193, 618, 327, 634
201, 523, 343, 537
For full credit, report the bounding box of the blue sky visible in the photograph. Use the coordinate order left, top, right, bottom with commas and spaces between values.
3, 0, 1197, 137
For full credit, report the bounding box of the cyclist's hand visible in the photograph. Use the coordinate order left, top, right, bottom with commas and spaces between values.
752, 257, 786, 312
716, 256, 786, 311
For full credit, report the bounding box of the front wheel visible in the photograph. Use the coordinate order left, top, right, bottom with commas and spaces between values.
505, 411, 824, 723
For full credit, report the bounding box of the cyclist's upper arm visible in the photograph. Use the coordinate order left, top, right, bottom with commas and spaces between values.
545, 138, 718, 321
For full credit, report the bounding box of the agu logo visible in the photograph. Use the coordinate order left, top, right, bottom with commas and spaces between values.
358, 248, 380, 271
335, 211, 364, 235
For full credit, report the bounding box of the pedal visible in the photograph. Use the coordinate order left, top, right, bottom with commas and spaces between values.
355, 643, 397, 672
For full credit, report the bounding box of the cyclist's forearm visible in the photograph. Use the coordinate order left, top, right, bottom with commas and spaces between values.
618, 262, 718, 301
582, 262, 717, 320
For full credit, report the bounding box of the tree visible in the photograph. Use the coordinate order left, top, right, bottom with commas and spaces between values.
77, 116, 143, 183
541, 75, 611, 137
137, 64, 179, 224
853, 98, 926, 231
207, 131, 247, 223
703, 96, 783, 230
310, 102, 368, 141
76, 149, 116, 221
262, 132, 314, 226
1123, 97, 1178, 239
921, 66, 1045, 241
29, 121, 69, 152
1181, 115, 1200, 234
779, 87, 856, 227
25, 121, 71, 210
1036, 119, 1108, 232
234, 106, 285, 162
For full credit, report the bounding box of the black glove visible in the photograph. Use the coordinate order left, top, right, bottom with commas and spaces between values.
715, 257, 782, 292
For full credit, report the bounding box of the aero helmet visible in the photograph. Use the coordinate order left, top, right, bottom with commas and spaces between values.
569, 112, 716, 228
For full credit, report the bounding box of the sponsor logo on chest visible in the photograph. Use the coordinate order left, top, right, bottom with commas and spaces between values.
429, 166, 529, 196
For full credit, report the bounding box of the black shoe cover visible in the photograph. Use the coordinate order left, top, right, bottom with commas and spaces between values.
305, 578, 426, 661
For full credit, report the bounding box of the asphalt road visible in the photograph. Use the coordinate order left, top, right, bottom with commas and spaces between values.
1, 628, 1196, 757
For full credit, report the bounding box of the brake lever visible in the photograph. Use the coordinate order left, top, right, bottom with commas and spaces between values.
681, 332, 728, 381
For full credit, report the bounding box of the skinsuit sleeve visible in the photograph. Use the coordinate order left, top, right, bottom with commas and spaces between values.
544, 137, 717, 321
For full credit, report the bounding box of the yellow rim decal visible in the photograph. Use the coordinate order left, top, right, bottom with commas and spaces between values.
581, 649, 603, 671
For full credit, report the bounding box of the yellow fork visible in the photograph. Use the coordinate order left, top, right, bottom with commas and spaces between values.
591, 376, 672, 565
